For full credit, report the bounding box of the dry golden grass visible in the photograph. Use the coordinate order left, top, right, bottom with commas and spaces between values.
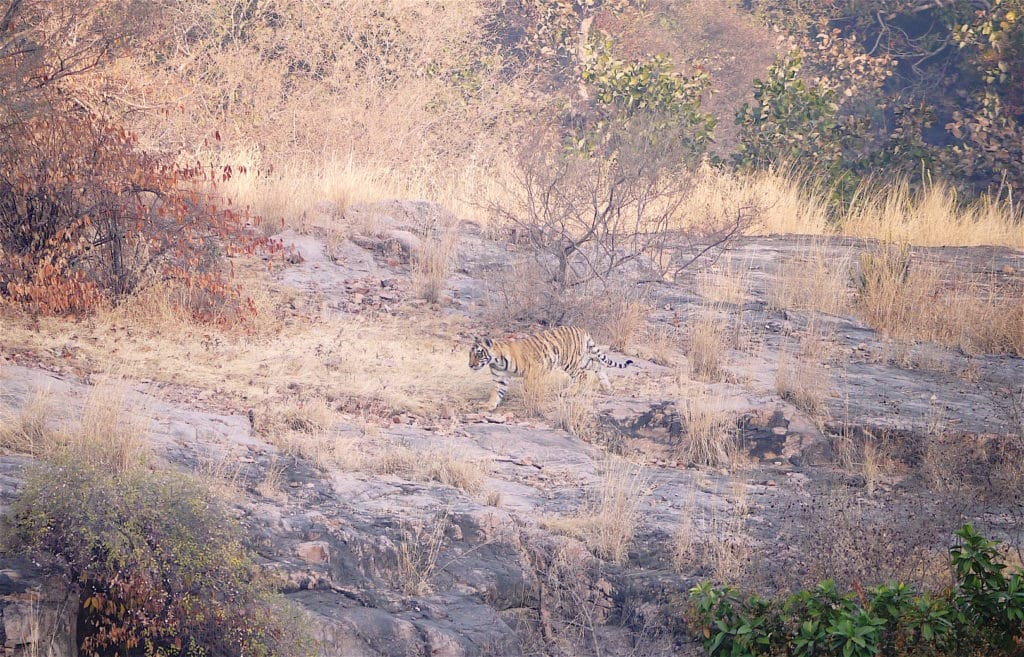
423, 448, 488, 494
594, 297, 649, 353
678, 387, 737, 467
0, 379, 151, 474
842, 180, 1024, 249
633, 322, 681, 366
676, 166, 1022, 248
696, 255, 750, 306
394, 511, 450, 596
0, 386, 53, 456
775, 335, 833, 417
545, 457, 649, 563
675, 480, 752, 580
854, 244, 1024, 357
552, 387, 597, 439
688, 311, 730, 381
1, 291, 478, 422
768, 241, 853, 316
324, 436, 490, 494
412, 223, 459, 304
676, 164, 831, 236
672, 486, 699, 570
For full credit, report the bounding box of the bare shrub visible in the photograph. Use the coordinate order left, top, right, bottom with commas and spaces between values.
0, 107, 272, 316
394, 511, 450, 596
771, 489, 957, 592
490, 126, 743, 326
545, 457, 649, 563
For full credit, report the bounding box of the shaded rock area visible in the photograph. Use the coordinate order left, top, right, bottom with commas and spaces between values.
0, 556, 77, 657
0, 201, 1022, 656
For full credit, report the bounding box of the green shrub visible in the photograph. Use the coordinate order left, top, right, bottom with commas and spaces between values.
688, 524, 1024, 657
2, 460, 299, 657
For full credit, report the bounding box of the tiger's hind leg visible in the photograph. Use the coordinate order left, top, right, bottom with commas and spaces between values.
579, 354, 613, 392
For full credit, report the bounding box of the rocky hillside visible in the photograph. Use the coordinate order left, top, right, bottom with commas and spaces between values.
2, 201, 1022, 656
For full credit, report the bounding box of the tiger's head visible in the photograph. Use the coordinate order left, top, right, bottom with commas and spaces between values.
469, 336, 493, 370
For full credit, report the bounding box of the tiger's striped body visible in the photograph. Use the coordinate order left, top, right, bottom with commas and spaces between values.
469, 326, 633, 411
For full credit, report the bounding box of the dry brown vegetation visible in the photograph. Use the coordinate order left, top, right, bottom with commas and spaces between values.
3, 3, 1023, 656
544, 457, 649, 564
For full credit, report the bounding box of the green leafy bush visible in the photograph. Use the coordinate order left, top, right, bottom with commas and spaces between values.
2, 460, 299, 657
579, 36, 716, 162
689, 524, 1024, 656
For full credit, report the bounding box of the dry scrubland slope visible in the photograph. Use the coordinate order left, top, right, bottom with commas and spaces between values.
1, 1, 1024, 654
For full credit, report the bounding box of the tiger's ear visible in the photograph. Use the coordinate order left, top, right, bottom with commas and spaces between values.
483, 337, 493, 348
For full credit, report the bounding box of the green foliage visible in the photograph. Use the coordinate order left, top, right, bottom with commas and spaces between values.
741, 0, 1024, 198
579, 36, 716, 162
688, 524, 1024, 657
733, 51, 843, 173
1, 460, 298, 657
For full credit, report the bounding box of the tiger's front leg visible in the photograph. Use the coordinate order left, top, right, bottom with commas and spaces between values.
485, 372, 509, 411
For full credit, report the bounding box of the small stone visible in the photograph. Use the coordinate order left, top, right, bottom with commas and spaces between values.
295, 541, 330, 565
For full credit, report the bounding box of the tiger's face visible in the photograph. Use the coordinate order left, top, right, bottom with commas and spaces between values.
469, 337, 493, 370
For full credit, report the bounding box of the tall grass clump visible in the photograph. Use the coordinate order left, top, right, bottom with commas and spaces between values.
545, 457, 649, 564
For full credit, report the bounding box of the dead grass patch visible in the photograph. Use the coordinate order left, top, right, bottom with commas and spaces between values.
394, 511, 450, 596
0, 379, 151, 474
688, 311, 730, 381
631, 322, 680, 366
2, 305, 476, 421
679, 164, 830, 236
545, 457, 649, 563
696, 255, 749, 306
337, 438, 490, 494
842, 180, 1024, 249
855, 244, 1024, 356
594, 297, 649, 353
552, 386, 597, 440
768, 241, 852, 316
412, 222, 459, 304
0, 386, 53, 456
678, 387, 737, 468
776, 323, 834, 416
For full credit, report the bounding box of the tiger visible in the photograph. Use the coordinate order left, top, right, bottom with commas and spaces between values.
468, 325, 634, 411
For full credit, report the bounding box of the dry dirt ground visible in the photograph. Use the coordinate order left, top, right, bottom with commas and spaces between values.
1, 200, 1023, 656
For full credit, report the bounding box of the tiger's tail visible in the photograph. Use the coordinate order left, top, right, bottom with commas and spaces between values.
587, 339, 633, 369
